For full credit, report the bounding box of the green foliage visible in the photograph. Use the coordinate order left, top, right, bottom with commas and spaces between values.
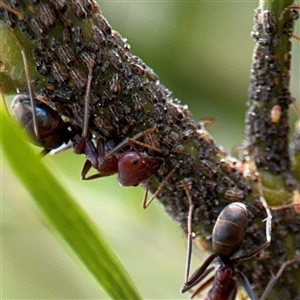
1, 108, 142, 300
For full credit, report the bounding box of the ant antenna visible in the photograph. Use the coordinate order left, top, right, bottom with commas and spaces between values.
257, 173, 272, 246
107, 128, 163, 156
82, 59, 95, 139
7, 27, 40, 139
181, 179, 195, 283
142, 167, 176, 209
0, 2, 24, 20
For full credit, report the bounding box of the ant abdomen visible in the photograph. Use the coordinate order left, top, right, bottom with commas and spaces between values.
11, 94, 70, 151
212, 202, 248, 257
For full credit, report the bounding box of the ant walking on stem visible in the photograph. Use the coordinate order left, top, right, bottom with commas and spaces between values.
75, 127, 164, 187
181, 174, 300, 300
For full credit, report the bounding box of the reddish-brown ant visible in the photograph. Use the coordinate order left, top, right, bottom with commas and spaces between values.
75, 127, 164, 187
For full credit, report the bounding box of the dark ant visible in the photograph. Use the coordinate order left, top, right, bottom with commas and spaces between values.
73, 62, 169, 194
181, 172, 274, 300
181, 175, 300, 300
11, 94, 71, 153
1, 14, 73, 155
181, 199, 273, 300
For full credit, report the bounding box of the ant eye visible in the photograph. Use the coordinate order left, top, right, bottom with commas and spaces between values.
131, 159, 139, 165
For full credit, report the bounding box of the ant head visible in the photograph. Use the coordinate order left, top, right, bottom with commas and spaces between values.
117, 152, 161, 186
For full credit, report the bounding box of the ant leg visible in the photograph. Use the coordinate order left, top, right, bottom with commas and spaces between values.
106, 127, 163, 159
7, 28, 39, 139
237, 271, 258, 300
81, 160, 93, 179
190, 273, 215, 299
73, 58, 95, 152
257, 174, 272, 248
0, 2, 24, 20
239, 174, 272, 260
259, 256, 300, 300
181, 254, 216, 293
81, 138, 118, 180
142, 167, 176, 209
181, 179, 195, 283
82, 59, 95, 139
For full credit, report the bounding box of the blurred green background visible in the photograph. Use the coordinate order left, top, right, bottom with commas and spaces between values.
2, 1, 300, 299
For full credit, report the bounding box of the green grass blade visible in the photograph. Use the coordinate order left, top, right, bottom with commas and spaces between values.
0, 107, 142, 300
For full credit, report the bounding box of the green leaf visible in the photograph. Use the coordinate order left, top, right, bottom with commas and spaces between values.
0, 106, 142, 300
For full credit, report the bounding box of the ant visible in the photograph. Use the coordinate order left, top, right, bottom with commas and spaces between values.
74, 125, 177, 208
181, 177, 300, 300
181, 201, 272, 300
75, 127, 164, 187
10, 93, 72, 155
